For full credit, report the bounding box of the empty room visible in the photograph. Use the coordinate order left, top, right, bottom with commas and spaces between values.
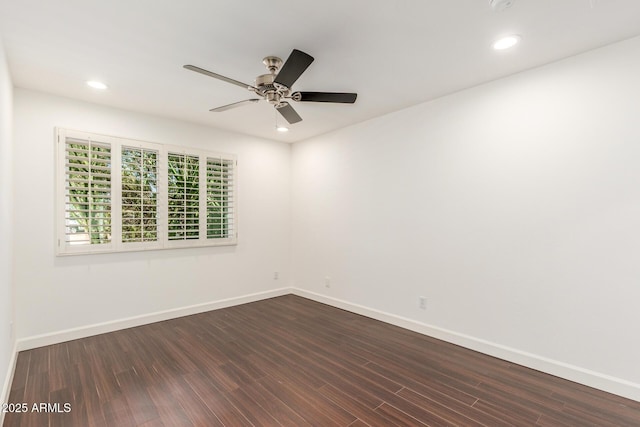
1, 1, 640, 426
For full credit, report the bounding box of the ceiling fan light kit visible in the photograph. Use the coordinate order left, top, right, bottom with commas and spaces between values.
184, 49, 357, 126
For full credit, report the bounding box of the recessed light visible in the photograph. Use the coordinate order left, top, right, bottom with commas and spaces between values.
86, 80, 108, 90
493, 35, 521, 50
276, 126, 289, 133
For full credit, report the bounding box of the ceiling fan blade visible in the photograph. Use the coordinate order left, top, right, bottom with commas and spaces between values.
276, 102, 302, 124
210, 99, 261, 112
184, 65, 255, 90
274, 49, 314, 88
293, 92, 358, 103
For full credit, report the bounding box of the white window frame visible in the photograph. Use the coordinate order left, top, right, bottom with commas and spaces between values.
56, 128, 238, 255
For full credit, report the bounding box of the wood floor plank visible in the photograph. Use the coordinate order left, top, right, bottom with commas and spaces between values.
101, 395, 137, 427
474, 377, 566, 418
374, 402, 429, 427
182, 371, 253, 426
397, 387, 487, 427
238, 379, 314, 426
364, 360, 480, 407
257, 375, 354, 426
319, 367, 386, 410
116, 369, 159, 426
4, 294, 640, 427
137, 419, 166, 427
552, 388, 640, 426
318, 383, 404, 427
225, 387, 282, 427
48, 386, 77, 427
145, 383, 194, 427
471, 398, 546, 426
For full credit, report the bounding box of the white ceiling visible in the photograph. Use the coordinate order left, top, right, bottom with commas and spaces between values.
1, 0, 640, 143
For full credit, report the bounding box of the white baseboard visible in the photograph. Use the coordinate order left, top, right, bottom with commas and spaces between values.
1, 340, 18, 426
16, 288, 291, 352
291, 288, 640, 403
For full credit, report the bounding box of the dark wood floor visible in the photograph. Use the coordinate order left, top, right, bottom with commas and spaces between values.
4, 295, 640, 426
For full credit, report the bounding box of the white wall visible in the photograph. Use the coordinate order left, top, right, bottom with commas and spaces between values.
292, 36, 640, 399
13, 89, 291, 340
0, 37, 15, 408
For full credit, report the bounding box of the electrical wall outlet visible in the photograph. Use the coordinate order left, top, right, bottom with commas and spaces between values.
324, 276, 331, 288
273, 272, 279, 280
419, 296, 427, 310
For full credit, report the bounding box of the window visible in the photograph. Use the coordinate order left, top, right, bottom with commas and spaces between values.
56, 129, 237, 255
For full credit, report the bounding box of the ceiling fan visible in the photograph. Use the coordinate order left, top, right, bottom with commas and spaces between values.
184, 49, 357, 125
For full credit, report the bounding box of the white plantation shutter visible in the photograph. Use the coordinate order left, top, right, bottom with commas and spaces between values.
207, 157, 235, 239
167, 152, 200, 241
121, 145, 159, 245
56, 129, 237, 255
62, 136, 113, 250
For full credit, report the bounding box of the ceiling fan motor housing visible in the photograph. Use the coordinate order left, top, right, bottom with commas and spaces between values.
254, 73, 276, 92
255, 71, 290, 104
